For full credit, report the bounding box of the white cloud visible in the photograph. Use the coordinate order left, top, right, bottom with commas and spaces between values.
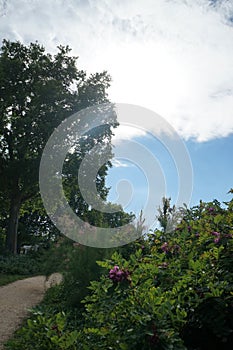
112, 125, 146, 144
111, 159, 132, 168
1, 0, 233, 141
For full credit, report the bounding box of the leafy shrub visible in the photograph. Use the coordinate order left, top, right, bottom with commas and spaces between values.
6, 195, 233, 350
0, 254, 43, 275
61, 245, 114, 309
0, 237, 74, 277
6, 311, 79, 350
78, 197, 233, 349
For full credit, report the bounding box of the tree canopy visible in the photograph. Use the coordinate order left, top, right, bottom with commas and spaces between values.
0, 39, 130, 253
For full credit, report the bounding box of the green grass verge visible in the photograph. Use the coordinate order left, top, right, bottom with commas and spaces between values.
0, 274, 29, 286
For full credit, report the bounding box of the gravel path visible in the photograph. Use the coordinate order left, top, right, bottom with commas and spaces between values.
0, 274, 62, 349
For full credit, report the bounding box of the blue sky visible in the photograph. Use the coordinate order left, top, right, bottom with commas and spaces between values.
107, 133, 233, 221
1, 0, 233, 228
186, 136, 233, 205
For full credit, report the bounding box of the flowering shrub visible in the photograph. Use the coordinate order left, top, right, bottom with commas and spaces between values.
79, 196, 233, 349
6, 194, 233, 350
109, 265, 130, 282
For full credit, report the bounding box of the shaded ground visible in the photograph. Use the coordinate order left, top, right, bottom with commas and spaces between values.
0, 273, 62, 349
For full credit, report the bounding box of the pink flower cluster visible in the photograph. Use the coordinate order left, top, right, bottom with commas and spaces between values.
109, 265, 130, 283
210, 231, 232, 243
211, 231, 220, 243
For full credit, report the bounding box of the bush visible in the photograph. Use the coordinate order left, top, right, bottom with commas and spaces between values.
6, 310, 80, 350
6, 195, 233, 349
78, 197, 233, 349
0, 254, 43, 275
0, 237, 74, 278
5, 281, 85, 350
61, 245, 114, 309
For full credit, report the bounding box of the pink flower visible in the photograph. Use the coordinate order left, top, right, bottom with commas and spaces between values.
109, 266, 129, 282
211, 231, 220, 237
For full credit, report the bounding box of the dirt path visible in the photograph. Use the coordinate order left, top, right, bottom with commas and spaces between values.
0, 274, 62, 349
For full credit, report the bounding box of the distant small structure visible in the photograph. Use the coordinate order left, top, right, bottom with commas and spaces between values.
20, 244, 40, 255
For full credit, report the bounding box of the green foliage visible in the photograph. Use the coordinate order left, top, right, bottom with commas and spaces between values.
157, 197, 184, 234
0, 238, 73, 278
61, 244, 114, 309
78, 196, 233, 349
38, 237, 75, 277
6, 311, 80, 350
0, 39, 116, 253
6, 194, 233, 349
0, 274, 26, 286
0, 254, 43, 275
56, 211, 137, 310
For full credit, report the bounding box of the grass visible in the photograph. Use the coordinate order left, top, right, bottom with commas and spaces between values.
0, 274, 28, 286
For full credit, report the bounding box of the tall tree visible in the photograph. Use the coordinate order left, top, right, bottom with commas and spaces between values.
0, 40, 114, 253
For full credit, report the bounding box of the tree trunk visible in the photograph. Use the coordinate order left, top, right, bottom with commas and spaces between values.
6, 194, 21, 254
